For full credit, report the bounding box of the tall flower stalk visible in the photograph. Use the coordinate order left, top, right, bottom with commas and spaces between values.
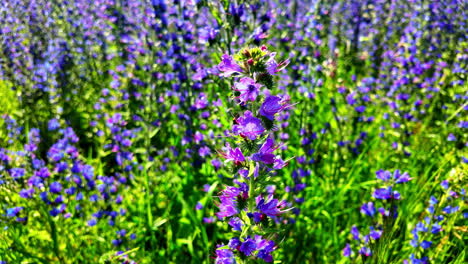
214, 46, 293, 263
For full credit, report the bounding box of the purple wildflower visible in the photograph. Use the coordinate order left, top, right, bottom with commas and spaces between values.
216, 186, 241, 218
234, 77, 261, 103
376, 169, 392, 182
251, 137, 278, 164
373, 187, 393, 200
221, 145, 245, 165
215, 246, 236, 264
218, 54, 243, 77
233, 111, 265, 140
239, 238, 256, 256
343, 243, 352, 257
256, 194, 289, 217
350, 225, 361, 241
228, 217, 243, 231
49, 182, 62, 194
394, 170, 411, 183
420, 240, 432, 249
259, 96, 292, 121
255, 235, 276, 262
360, 202, 375, 217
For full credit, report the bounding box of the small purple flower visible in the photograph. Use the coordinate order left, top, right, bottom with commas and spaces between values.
441, 180, 449, 190
239, 238, 256, 256
50, 182, 62, 194
48, 118, 60, 131
376, 169, 391, 182
447, 133, 456, 141
10, 168, 25, 179
273, 156, 288, 169
211, 159, 222, 170
19, 188, 34, 198
218, 54, 243, 77
87, 218, 97, 226
198, 146, 211, 157
35, 167, 50, 178
228, 217, 243, 231
116, 229, 127, 237
203, 217, 216, 224
378, 207, 390, 216
431, 223, 442, 234
420, 240, 432, 249
266, 52, 289, 75
228, 237, 241, 249
256, 194, 289, 217
351, 226, 360, 241
234, 77, 261, 103
255, 235, 276, 262
359, 247, 372, 257
221, 145, 245, 165
259, 96, 292, 121
195, 202, 203, 210
251, 137, 278, 164
369, 229, 382, 240
6, 207, 23, 218
373, 187, 393, 200
343, 243, 352, 257
215, 246, 236, 264
360, 202, 375, 217
394, 170, 411, 183
216, 187, 241, 218
233, 111, 265, 140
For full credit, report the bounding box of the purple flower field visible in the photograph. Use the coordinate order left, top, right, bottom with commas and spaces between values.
0, 1, 466, 263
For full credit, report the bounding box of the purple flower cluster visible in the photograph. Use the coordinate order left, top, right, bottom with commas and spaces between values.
404, 179, 466, 264
343, 169, 412, 259
1, 120, 136, 254
214, 46, 292, 263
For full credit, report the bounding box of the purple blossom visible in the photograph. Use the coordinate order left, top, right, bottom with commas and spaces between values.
216, 186, 241, 218
10, 167, 26, 179
221, 145, 245, 165
19, 188, 34, 198
233, 111, 265, 140
273, 156, 288, 169
255, 235, 276, 262
259, 96, 292, 121
369, 229, 382, 240
441, 180, 449, 189
266, 52, 289, 75
351, 225, 360, 241
431, 223, 442, 234
228, 217, 243, 231
239, 238, 256, 256
234, 77, 261, 103
6, 207, 23, 218
256, 194, 289, 217
420, 240, 432, 249
373, 187, 393, 200
359, 247, 372, 257
228, 237, 241, 249
343, 243, 352, 257
251, 137, 278, 164
360, 202, 375, 217
394, 170, 412, 183
218, 54, 243, 77
376, 169, 391, 182
49, 182, 62, 194
447, 133, 456, 141
215, 246, 236, 264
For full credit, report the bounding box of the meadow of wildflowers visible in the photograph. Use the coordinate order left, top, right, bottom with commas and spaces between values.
0, 1, 466, 263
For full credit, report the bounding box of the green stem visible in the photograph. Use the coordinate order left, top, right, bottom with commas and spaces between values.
46, 210, 64, 263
